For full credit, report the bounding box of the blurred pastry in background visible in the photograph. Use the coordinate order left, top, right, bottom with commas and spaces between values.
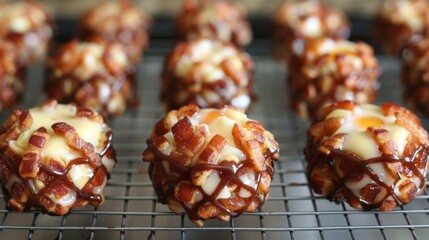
0, 40, 25, 111
177, 0, 252, 47
45, 39, 138, 117
0, 0, 54, 66
79, 0, 151, 64
374, 0, 429, 55
402, 36, 429, 115
161, 38, 255, 111
272, 0, 350, 62
288, 37, 380, 120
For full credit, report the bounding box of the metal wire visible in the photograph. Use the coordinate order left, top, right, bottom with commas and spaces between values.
0, 54, 429, 240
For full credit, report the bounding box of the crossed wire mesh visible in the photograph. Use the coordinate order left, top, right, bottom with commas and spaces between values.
0, 54, 429, 240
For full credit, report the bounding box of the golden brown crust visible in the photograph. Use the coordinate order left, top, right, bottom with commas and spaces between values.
0, 0, 54, 66
374, 0, 429, 55
288, 38, 380, 121
305, 101, 429, 210
143, 105, 279, 225
401, 37, 429, 117
0, 40, 24, 111
45, 40, 138, 117
0, 100, 116, 215
177, 0, 252, 47
272, 0, 350, 61
79, 0, 151, 64
161, 38, 255, 111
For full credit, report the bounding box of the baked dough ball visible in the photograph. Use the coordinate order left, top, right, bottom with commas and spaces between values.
402, 36, 429, 116
0, 0, 53, 66
177, 0, 252, 47
305, 101, 429, 210
45, 40, 138, 117
272, 0, 350, 61
79, 0, 151, 64
288, 38, 380, 120
161, 38, 254, 111
0, 100, 116, 215
0, 40, 25, 111
143, 104, 279, 226
374, 0, 429, 55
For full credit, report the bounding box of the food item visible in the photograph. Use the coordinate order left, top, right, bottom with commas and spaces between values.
305, 101, 429, 210
177, 0, 252, 47
0, 0, 53, 66
143, 104, 279, 226
0, 40, 25, 111
0, 100, 116, 215
45, 39, 138, 117
79, 0, 151, 64
161, 38, 254, 111
272, 0, 350, 61
288, 38, 380, 120
402, 37, 429, 116
374, 0, 429, 55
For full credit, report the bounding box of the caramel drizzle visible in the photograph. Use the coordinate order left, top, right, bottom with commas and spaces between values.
148, 143, 274, 222
310, 145, 427, 209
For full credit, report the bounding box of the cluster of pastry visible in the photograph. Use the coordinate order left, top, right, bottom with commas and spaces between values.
272, 0, 429, 213
273, 0, 381, 122
1, 0, 429, 228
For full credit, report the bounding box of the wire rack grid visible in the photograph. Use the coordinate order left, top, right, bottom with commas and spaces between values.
0, 54, 429, 240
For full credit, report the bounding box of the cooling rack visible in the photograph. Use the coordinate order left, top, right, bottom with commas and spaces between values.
0, 51, 429, 240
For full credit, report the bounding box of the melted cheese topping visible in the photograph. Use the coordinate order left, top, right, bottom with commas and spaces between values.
327, 104, 410, 159
10, 104, 103, 166
68, 164, 94, 190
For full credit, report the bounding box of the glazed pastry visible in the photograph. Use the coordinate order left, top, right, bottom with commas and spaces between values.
288, 38, 380, 120
0, 0, 54, 66
0, 40, 25, 111
177, 0, 252, 47
0, 100, 116, 215
79, 0, 151, 64
374, 0, 429, 55
161, 38, 254, 111
272, 0, 350, 61
45, 39, 138, 117
305, 101, 429, 210
143, 104, 279, 226
402, 37, 429, 116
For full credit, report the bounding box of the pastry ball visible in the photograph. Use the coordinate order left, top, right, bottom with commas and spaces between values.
177, 0, 252, 47
0, 0, 53, 66
374, 0, 429, 55
305, 101, 429, 211
272, 0, 350, 61
79, 0, 151, 64
161, 38, 255, 111
143, 104, 279, 226
0, 40, 25, 111
288, 38, 380, 120
45, 39, 138, 117
0, 100, 116, 215
402, 37, 429, 115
